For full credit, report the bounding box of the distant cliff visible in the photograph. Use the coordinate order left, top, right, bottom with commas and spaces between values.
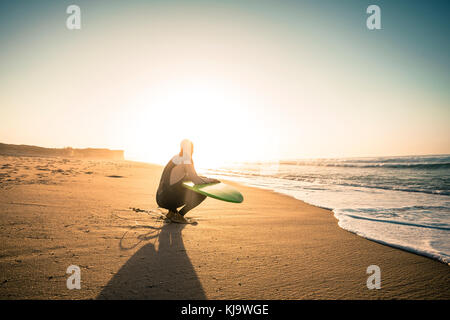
0, 143, 124, 160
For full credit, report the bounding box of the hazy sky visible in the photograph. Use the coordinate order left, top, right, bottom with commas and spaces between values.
1, 0, 449, 166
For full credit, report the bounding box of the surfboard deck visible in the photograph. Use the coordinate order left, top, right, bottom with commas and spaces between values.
182, 181, 244, 203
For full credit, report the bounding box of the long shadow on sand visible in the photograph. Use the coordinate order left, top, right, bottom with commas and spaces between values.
98, 222, 206, 299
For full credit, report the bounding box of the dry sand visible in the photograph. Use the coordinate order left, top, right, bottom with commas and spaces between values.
0, 156, 449, 299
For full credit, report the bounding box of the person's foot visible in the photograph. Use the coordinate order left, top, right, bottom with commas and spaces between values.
166, 210, 177, 220
168, 211, 189, 224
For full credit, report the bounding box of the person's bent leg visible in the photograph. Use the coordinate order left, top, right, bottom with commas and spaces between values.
179, 190, 206, 216
157, 189, 184, 213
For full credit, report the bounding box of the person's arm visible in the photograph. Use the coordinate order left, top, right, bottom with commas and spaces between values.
185, 164, 220, 185
198, 175, 220, 184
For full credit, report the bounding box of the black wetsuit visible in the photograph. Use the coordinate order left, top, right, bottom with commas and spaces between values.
156, 160, 207, 215
156, 160, 186, 211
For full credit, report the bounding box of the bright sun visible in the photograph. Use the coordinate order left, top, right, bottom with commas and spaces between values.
121, 78, 272, 168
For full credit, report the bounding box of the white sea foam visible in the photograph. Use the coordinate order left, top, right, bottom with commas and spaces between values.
203, 155, 450, 266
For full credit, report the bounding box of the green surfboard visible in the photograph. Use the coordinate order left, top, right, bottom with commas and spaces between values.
182, 181, 244, 203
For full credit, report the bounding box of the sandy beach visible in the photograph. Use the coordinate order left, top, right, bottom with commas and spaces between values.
0, 155, 449, 300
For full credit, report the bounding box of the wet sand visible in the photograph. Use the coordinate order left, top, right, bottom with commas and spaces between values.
0, 156, 449, 299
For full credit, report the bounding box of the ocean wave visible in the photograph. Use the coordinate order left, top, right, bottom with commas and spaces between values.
334, 210, 450, 266
274, 175, 450, 196
337, 183, 450, 196
342, 214, 450, 231
279, 161, 450, 169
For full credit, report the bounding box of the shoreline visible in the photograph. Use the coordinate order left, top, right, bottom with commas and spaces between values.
255, 185, 450, 266
206, 172, 450, 267
0, 156, 449, 299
